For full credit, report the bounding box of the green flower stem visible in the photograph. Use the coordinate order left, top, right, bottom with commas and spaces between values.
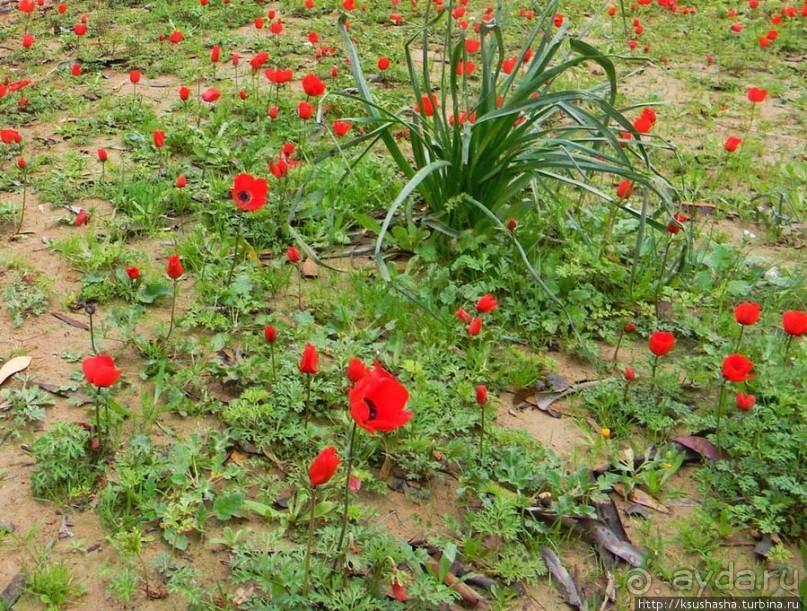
166, 279, 178, 342
478, 402, 485, 463
226, 218, 244, 287
302, 486, 318, 596
89, 311, 98, 354
612, 328, 625, 365
651, 355, 659, 379
734, 325, 745, 353
304, 374, 312, 428
654, 237, 673, 319
334, 420, 358, 572
16, 180, 27, 235
270, 344, 276, 381
783, 334, 794, 360
95, 391, 102, 451
715, 381, 726, 459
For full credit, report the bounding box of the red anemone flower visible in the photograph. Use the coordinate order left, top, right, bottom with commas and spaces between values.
166, 254, 184, 280
722, 354, 754, 382
82, 355, 122, 387
476, 293, 498, 313
735, 392, 755, 411
781, 310, 807, 336
733, 302, 760, 326
299, 342, 318, 374
349, 362, 412, 433
231, 173, 269, 212
301, 73, 326, 97
346, 358, 368, 383
308, 446, 340, 486
648, 331, 675, 356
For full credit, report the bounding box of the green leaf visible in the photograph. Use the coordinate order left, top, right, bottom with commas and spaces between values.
105, 399, 131, 417
136, 281, 173, 305
213, 492, 245, 521
314, 500, 337, 519
355, 213, 381, 234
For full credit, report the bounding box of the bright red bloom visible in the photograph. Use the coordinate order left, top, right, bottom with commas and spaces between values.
476, 293, 498, 313
201, 87, 220, 102
781, 310, 807, 336
730, 22, 743, 32
179, 86, 191, 101
254, 17, 264, 29
468, 318, 483, 336
299, 342, 318, 374
391, 579, 407, 602
666, 213, 687, 235
475, 385, 487, 405
22, 33, 34, 48
346, 358, 368, 383
287, 246, 301, 263
231, 173, 269, 212
268, 105, 279, 119
97, 148, 108, 162
270, 158, 288, 179
624, 367, 636, 381
308, 446, 340, 487
302, 73, 326, 97
502, 56, 517, 74
250, 51, 270, 72
747, 87, 767, 103
270, 20, 283, 34
734, 302, 760, 326
129, 69, 141, 84
17, 157, 26, 170
633, 115, 653, 133
74, 209, 89, 225
71, 63, 81, 76
169, 30, 183, 44
378, 57, 391, 70
153, 130, 166, 148
722, 354, 754, 382
616, 180, 634, 199
175, 174, 186, 188
724, 136, 742, 152
455, 308, 471, 323
465, 39, 481, 53
264, 325, 277, 343
73, 23, 87, 36
735, 392, 755, 411
298, 101, 313, 119
19, 0, 35, 13
1, 129, 22, 144
57, 3, 66, 13
553, 13, 564, 27
210, 45, 221, 62
308, 31, 318, 44
349, 362, 411, 434
126, 266, 139, 279
82, 355, 122, 387
648, 331, 675, 357
333, 120, 351, 136
415, 94, 437, 116
166, 254, 184, 280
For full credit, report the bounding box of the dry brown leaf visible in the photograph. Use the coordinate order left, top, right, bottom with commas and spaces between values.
628, 489, 670, 514
0, 356, 32, 387
301, 258, 319, 278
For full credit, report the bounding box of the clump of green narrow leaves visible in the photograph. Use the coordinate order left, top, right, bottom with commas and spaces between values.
333, 0, 674, 253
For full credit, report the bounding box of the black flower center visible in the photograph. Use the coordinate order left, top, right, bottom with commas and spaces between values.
365, 398, 378, 421
238, 190, 251, 203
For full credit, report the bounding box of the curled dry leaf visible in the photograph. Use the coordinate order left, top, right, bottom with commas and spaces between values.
0, 356, 32, 387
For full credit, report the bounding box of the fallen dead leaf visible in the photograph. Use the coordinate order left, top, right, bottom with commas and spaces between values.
0, 356, 32, 387
301, 258, 319, 278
